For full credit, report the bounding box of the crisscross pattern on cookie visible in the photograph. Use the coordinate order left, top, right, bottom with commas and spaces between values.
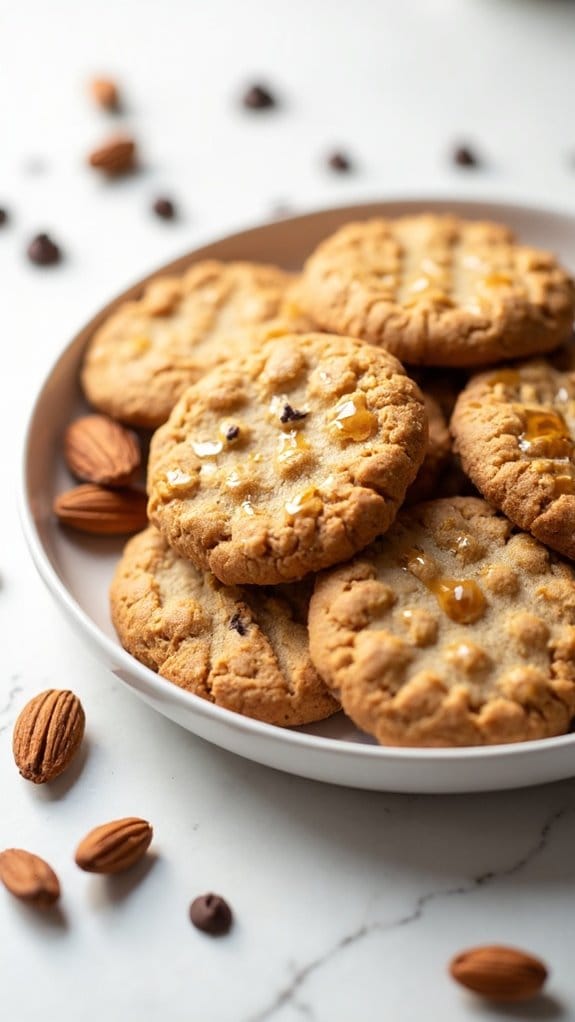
111, 527, 338, 726
309, 498, 575, 747
301, 216, 575, 366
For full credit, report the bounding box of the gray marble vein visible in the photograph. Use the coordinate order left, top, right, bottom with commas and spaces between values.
247, 805, 569, 1022
0, 676, 23, 735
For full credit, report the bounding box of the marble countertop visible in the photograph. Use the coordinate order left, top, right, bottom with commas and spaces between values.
2, 1, 575, 1018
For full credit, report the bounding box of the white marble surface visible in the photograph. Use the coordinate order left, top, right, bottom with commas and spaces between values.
2, 1, 575, 1019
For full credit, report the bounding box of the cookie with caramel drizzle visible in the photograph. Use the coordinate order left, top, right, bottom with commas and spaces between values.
309, 497, 575, 746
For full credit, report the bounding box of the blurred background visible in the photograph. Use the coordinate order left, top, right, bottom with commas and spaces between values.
2, 0, 575, 407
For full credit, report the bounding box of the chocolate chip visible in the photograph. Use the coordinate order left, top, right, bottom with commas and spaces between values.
27, 233, 61, 266
0, 208, 7, 226
280, 404, 308, 423
327, 151, 352, 173
225, 425, 240, 442
229, 612, 247, 636
452, 145, 480, 168
242, 83, 276, 110
190, 893, 233, 936
153, 197, 176, 220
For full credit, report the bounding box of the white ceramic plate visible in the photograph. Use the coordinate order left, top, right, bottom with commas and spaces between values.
21, 198, 575, 793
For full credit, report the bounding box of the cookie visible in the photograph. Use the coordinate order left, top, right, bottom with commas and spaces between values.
111, 527, 338, 726
300, 215, 575, 367
81, 260, 298, 428
309, 497, 575, 747
405, 393, 451, 504
451, 360, 575, 560
147, 332, 428, 585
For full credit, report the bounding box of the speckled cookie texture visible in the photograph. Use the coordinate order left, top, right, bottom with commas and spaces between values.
81, 260, 300, 429
451, 360, 575, 560
300, 215, 575, 367
405, 393, 451, 505
147, 332, 428, 586
111, 527, 338, 726
308, 497, 575, 747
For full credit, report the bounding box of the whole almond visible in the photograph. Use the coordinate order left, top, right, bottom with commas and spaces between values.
75, 817, 153, 874
89, 77, 120, 111
0, 848, 60, 907
13, 689, 85, 784
53, 484, 148, 535
64, 415, 141, 486
88, 135, 136, 176
449, 945, 548, 1002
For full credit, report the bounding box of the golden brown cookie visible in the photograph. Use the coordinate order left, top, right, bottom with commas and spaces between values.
147, 332, 427, 585
300, 215, 575, 367
451, 360, 575, 560
111, 527, 338, 726
81, 260, 298, 428
308, 497, 575, 747
405, 394, 451, 504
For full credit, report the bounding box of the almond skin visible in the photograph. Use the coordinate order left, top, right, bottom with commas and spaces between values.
53, 484, 148, 535
13, 689, 85, 784
64, 415, 141, 486
449, 944, 548, 1002
75, 817, 153, 874
89, 77, 120, 111
88, 135, 136, 176
0, 849, 60, 907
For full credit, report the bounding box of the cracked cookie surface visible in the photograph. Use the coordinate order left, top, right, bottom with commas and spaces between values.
147, 332, 427, 585
111, 527, 338, 726
452, 360, 575, 560
300, 215, 575, 367
308, 497, 575, 746
82, 260, 298, 428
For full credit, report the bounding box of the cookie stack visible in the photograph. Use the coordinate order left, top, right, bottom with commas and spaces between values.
78, 217, 575, 746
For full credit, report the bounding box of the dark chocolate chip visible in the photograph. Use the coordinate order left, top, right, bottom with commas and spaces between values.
27, 233, 61, 266
452, 145, 480, 168
242, 83, 276, 110
229, 612, 247, 636
225, 425, 240, 442
153, 197, 176, 220
327, 151, 352, 173
0, 208, 7, 226
190, 893, 233, 935
280, 404, 308, 423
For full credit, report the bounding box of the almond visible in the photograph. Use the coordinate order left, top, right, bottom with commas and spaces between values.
0, 849, 60, 907
53, 484, 148, 535
13, 689, 85, 784
64, 415, 141, 486
449, 944, 548, 1002
75, 817, 153, 874
88, 135, 136, 176
89, 77, 120, 111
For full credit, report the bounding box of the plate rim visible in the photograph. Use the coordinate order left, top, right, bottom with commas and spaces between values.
20, 194, 575, 768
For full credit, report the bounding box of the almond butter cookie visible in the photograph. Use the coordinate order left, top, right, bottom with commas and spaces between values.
452, 360, 575, 559
300, 215, 575, 367
309, 497, 575, 746
111, 527, 338, 726
147, 332, 428, 585
81, 260, 299, 428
